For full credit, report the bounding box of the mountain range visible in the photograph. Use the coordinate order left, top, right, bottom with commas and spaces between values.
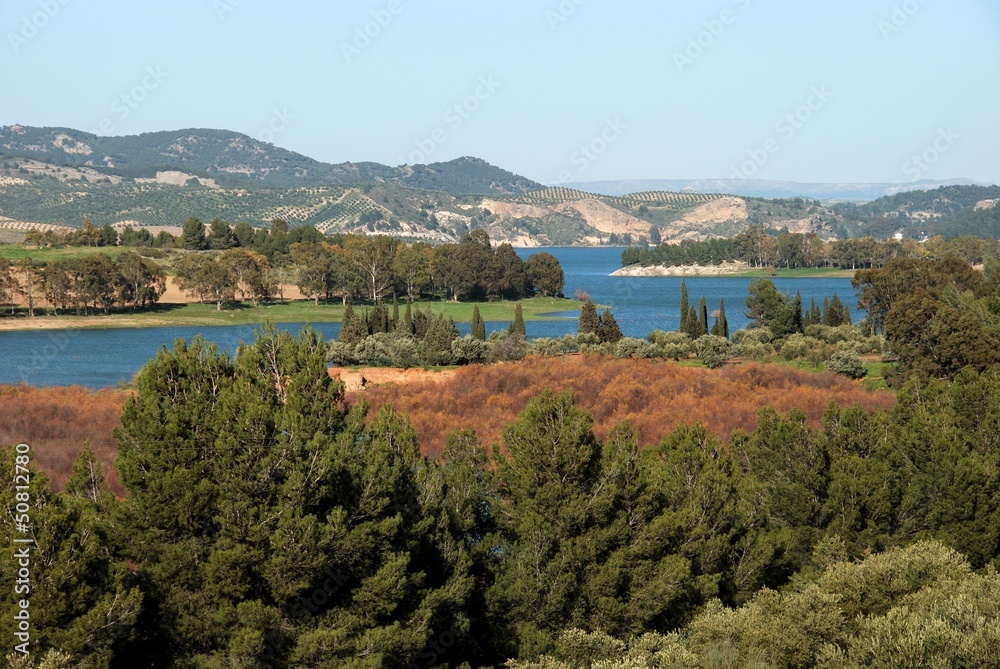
1, 125, 998, 246
562, 178, 991, 203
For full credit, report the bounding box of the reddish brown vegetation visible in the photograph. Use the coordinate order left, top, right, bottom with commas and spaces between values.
0, 385, 128, 493
2, 357, 896, 492
359, 356, 897, 458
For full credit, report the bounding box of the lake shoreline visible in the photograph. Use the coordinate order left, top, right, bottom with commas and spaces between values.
613, 264, 856, 279
0, 296, 581, 332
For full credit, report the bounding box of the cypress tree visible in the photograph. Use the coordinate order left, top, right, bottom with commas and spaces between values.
822, 297, 830, 326
712, 298, 729, 339
792, 290, 804, 333
844, 305, 852, 326
679, 279, 690, 334
827, 295, 846, 326
391, 295, 399, 330
471, 304, 487, 341
687, 305, 701, 337
579, 300, 600, 335
404, 298, 414, 334
599, 308, 623, 343
699, 296, 709, 336
423, 314, 455, 365
509, 303, 526, 337
810, 297, 821, 327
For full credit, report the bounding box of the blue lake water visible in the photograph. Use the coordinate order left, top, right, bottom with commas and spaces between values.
0, 247, 858, 388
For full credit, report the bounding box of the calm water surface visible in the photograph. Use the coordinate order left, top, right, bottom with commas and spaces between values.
0, 247, 858, 388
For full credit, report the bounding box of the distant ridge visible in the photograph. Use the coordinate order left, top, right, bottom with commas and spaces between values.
562, 178, 991, 203
0, 125, 541, 195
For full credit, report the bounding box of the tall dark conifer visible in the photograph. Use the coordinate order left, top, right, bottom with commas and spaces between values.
579, 300, 600, 335
472, 304, 487, 341
679, 279, 690, 334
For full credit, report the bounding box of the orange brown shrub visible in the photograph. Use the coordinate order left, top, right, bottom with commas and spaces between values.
359, 356, 897, 458
0, 385, 128, 493
1, 357, 897, 492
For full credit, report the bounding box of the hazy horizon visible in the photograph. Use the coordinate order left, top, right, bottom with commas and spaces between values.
2, 0, 998, 185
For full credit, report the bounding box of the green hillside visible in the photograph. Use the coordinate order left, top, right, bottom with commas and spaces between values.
833, 184, 1000, 239
0, 125, 541, 194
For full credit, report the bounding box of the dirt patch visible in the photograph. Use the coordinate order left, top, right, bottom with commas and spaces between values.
329, 366, 458, 392
679, 196, 748, 225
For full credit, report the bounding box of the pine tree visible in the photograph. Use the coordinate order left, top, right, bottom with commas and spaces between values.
579, 300, 600, 335
679, 280, 690, 334
599, 308, 624, 343
340, 303, 366, 344
471, 304, 487, 341
509, 302, 526, 337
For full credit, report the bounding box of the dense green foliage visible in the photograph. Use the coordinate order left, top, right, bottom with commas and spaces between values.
853, 257, 1000, 381
6, 328, 1000, 667
833, 184, 1000, 239
0, 228, 564, 319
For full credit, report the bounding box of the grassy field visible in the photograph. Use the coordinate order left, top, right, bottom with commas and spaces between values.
727, 267, 856, 279
0, 296, 582, 331
0, 244, 129, 262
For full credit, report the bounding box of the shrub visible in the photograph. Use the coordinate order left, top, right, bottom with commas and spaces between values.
451, 335, 489, 365
615, 337, 655, 359
354, 333, 397, 366
490, 333, 529, 362
695, 335, 734, 369
780, 334, 821, 361
647, 330, 694, 360
531, 335, 581, 357
733, 328, 774, 345
388, 336, 420, 368
327, 341, 357, 366
827, 349, 867, 379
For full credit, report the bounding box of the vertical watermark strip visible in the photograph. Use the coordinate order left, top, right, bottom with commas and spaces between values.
12, 443, 33, 658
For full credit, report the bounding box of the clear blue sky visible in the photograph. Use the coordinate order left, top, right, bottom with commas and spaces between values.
2, 0, 997, 185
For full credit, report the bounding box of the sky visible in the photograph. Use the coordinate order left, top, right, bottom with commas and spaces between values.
1, 0, 998, 186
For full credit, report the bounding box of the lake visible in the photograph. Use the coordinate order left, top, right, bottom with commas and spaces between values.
0, 247, 858, 388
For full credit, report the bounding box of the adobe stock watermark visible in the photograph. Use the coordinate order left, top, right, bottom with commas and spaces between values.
408, 617, 476, 669
93, 66, 169, 135
8, 0, 72, 54
214, 0, 244, 21
17, 330, 80, 384
903, 127, 958, 180
673, 0, 752, 74
556, 117, 628, 184
730, 85, 833, 180
398, 76, 501, 166
878, 0, 929, 40
546, 0, 587, 31
256, 108, 294, 144
341, 1, 403, 63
